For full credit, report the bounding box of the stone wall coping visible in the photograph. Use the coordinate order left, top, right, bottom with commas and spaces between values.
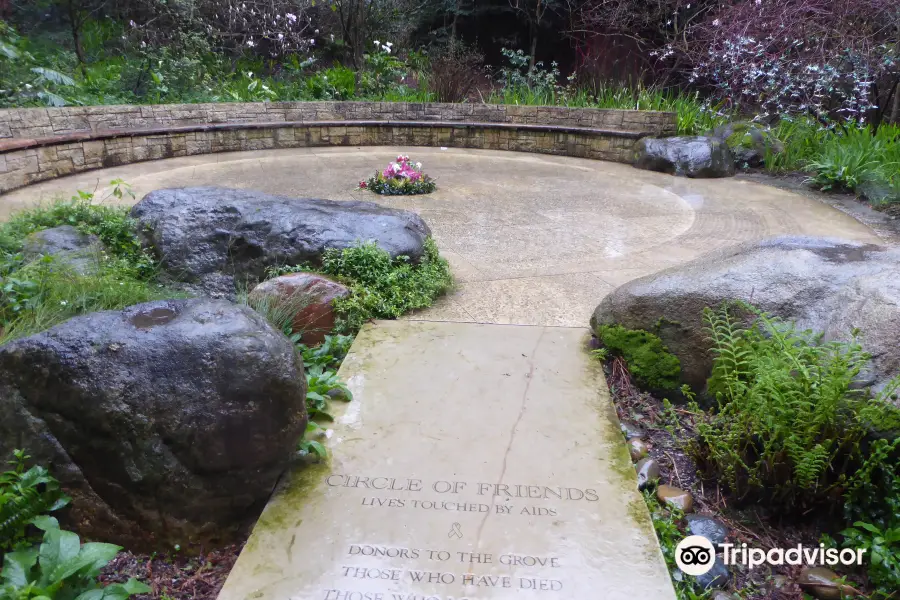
0, 119, 651, 154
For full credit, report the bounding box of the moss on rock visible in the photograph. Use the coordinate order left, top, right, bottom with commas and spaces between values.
596, 324, 681, 391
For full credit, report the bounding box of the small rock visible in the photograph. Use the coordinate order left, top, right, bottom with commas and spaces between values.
711, 593, 739, 600
620, 420, 646, 440
327, 387, 350, 400
798, 567, 858, 600
770, 574, 792, 592
635, 458, 660, 490
657, 484, 693, 512
249, 272, 350, 345
694, 556, 729, 590
23, 225, 101, 274
628, 438, 649, 462
685, 514, 728, 545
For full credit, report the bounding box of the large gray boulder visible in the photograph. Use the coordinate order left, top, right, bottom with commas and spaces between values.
634, 136, 735, 178
591, 236, 900, 395
130, 187, 432, 296
23, 225, 101, 274
0, 298, 307, 549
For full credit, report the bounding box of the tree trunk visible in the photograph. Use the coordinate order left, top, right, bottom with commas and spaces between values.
451, 0, 459, 40
67, 0, 87, 78
892, 81, 900, 124
529, 27, 538, 72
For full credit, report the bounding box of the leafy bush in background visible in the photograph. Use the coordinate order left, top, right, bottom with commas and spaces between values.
426, 41, 484, 103
805, 124, 900, 192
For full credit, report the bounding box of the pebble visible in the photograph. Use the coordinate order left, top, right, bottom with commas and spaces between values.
770, 574, 792, 592
798, 567, 858, 599
635, 458, 660, 490
656, 484, 693, 513
694, 555, 730, 590
685, 514, 728, 545
620, 420, 646, 440
628, 438, 649, 462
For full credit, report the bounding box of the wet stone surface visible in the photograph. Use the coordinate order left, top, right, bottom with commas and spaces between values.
218, 320, 676, 600
635, 458, 661, 491
685, 514, 728, 546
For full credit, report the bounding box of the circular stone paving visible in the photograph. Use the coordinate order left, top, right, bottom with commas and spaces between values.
1, 147, 882, 326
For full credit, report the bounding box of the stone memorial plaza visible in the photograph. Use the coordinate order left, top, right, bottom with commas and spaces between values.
1, 102, 896, 600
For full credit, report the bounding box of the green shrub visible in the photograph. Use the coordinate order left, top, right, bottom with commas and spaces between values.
305, 66, 356, 100
595, 325, 681, 391
694, 303, 900, 512
0, 516, 149, 600
840, 437, 900, 595
315, 238, 453, 334
1, 451, 69, 552
805, 125, 890, 191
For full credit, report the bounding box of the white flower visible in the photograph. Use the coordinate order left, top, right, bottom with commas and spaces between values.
314, 29, 319, 34
386, 41, 393, 47
415, 162, 422, 169
60, 301, 67, 306
374, 40, 380, 46
247, 39, 255, 47
330, 34, 335, 41
713, 19, 721, 26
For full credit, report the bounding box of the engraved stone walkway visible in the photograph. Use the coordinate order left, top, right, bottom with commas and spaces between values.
1, 147, 886, 599
218, 320, 677, 600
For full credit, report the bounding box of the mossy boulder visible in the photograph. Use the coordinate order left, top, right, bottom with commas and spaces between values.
590, 236, 900, 400
710, 121, 783, 168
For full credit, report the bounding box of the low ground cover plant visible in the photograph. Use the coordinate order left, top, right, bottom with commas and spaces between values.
593, 324, 681, 391
0, 452, 149, 600
358, 155, 436, 196
267, 238, 453, 335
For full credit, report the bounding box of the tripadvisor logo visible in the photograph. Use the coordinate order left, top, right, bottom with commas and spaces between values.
674, 536, 868, 576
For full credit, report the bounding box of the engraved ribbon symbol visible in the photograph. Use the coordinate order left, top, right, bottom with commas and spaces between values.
448, 522, 463, 539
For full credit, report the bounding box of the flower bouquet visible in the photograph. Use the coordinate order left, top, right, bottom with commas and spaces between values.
358, 155, 436, 195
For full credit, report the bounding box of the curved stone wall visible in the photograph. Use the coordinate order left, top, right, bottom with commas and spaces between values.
0, 102, 676, 193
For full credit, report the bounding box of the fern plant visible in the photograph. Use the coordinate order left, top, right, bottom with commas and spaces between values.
1, 451, 70, 552
693, 303, 899, 511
